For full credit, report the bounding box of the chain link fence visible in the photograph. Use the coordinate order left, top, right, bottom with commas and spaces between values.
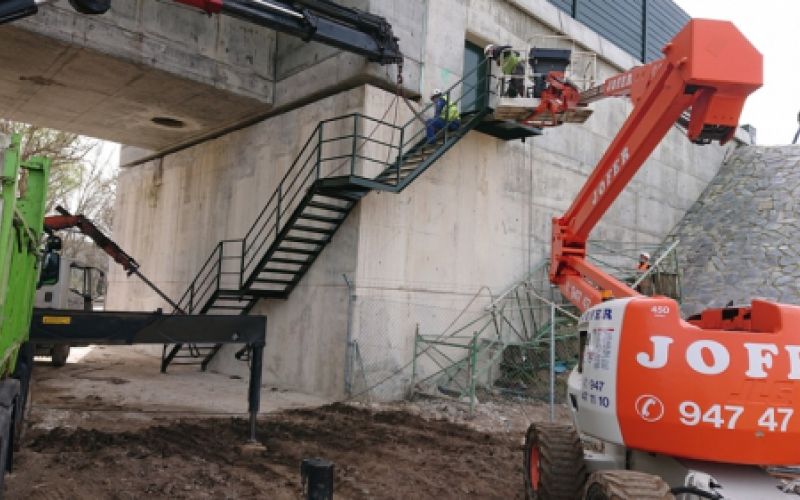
345, 291, 491, 402
342, 240, 682, 413
341, 265, 580, 411
409, 263, 580, 411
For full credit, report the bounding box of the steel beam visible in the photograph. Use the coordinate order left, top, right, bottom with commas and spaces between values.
29, 309, 265, 346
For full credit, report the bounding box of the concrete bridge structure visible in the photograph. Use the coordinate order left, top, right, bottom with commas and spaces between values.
0, 0, 744, 399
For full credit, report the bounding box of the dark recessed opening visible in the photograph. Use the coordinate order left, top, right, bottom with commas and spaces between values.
151, 116, 186, 129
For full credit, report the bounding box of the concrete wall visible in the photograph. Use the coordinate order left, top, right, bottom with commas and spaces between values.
2, 0, 276, 150
347, 88, 734, 398
2, 0, 422, 154
108, 87, 368, 395
107, 0, 736, 399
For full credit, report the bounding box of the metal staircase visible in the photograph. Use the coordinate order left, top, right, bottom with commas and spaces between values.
161, 58, 537, 371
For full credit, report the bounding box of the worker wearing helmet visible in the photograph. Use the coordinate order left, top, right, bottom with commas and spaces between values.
637, 252, 651, 272
425, 88, 461, 144
485, 44, 525, 98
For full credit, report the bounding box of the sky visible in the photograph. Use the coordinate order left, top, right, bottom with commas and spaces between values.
673, 0, 800, 145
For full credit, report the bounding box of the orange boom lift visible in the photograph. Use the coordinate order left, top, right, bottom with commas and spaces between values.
513, 19, 800, 499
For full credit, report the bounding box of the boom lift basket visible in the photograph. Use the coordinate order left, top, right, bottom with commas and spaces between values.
529, 48, 571, 97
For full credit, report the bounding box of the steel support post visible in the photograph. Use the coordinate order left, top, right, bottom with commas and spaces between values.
469, 331, 478, 416
549, 302, 555, 422
248, 343, 264, 443
350, 116, 357, 176
410, 324, 419, 397
342, 274, 355, 396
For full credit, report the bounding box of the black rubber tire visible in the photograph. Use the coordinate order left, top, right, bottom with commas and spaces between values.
583, 470, 674, 500
12, 342, 33, 453
0, 404, 11, 484
51, 345, 70, 367
68, 0, 111, 15
523, 422, 587, 499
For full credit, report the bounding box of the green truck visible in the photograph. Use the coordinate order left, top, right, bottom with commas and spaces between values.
0, 133, 50, 487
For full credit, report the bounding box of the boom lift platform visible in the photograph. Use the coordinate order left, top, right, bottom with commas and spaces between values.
501, 18, 800, 499
488, 46, 594, 127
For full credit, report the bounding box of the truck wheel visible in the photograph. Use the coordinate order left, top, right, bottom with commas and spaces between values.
51, 345, 70, 367
524, 422, 586, 499
0, 379, 20, 486
583, 470, 674, 500
11, 352, 32, 453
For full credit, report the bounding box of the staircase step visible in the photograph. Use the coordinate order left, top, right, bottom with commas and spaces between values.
377, 172, 415, 181
207, 305, 247, 311
379, 167, 418, 177
214, 295, 256, 301
254, 278, 294, 285
282, 235, 329, 245
276, 246, 318, 255
270, 257, 309, 265
291, 224, 336, 234
215, 293, 255, 300
306, 201, 350, 212
261, 267, 301, 274
297, 213, 345, 224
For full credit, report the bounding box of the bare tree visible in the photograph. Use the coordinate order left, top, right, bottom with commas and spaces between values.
0, 120, 100, 214
1, 120, 118, 272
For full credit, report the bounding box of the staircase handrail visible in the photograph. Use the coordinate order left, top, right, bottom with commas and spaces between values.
176, 59, 494, 315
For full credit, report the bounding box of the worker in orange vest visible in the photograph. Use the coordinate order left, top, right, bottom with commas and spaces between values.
637, 252, 651, 272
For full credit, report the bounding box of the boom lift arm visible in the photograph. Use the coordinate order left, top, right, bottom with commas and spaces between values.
43, 206, 184, 312
542, 19, 762, 311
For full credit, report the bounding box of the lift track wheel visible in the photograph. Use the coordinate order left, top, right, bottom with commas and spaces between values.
583, 470, 674, 500
523, 422, 586, 500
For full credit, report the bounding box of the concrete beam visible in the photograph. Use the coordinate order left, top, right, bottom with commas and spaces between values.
0, 0, 275, 150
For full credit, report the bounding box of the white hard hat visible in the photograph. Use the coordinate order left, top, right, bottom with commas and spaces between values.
431, 88, 443, 97
484, 44, 495, 57
640, 252, 650, 259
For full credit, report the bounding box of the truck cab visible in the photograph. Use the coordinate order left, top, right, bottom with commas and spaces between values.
34, 256, 106, 366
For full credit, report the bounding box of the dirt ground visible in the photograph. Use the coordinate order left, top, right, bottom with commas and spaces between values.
3, 346, 558, 499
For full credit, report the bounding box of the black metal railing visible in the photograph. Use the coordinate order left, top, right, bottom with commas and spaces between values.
175, 58, 493, 315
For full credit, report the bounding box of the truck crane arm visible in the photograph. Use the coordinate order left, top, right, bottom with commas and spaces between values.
544, 19, 762, 311
43, 206, 184, 312
44, 206, 138, 274
1, 0, 402, 65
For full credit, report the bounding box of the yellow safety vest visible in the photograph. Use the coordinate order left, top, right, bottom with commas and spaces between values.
501, 51, 521, 75
439, 96, 459, 122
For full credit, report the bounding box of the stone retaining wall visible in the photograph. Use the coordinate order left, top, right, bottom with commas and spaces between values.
671, 145, 800, 315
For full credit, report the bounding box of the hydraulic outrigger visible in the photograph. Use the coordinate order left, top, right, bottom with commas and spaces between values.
31, 206, 268, 442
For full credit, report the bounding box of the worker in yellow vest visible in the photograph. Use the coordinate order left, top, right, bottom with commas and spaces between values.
485, 44, 525, 98
425, 88, 461, 144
